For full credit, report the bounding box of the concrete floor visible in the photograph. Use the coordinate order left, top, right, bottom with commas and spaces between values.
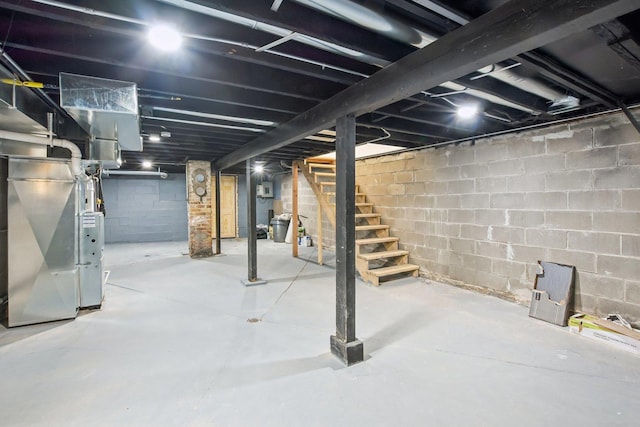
1, 239, 639, 426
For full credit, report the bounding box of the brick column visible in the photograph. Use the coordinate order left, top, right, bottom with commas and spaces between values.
186, 160, 213, 258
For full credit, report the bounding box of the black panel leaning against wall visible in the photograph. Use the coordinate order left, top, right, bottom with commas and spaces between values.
101, 173, 188, 243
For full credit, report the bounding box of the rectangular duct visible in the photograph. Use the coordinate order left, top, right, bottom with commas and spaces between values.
59, 73, 142, 153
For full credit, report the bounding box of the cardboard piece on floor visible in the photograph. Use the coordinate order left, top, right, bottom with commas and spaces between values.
529, 260, 575, 326
569, 313, 640, 355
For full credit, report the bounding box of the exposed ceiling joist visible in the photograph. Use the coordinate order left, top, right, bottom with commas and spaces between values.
215, 0, 639, 170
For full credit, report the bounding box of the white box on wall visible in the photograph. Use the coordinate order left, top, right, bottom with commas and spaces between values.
257, 181, 273, 198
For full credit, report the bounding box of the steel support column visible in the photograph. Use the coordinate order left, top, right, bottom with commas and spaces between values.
242, 159, 266, 286
292, 161, 299, 258
214, 169, 222, 255
330, 114, 363, 366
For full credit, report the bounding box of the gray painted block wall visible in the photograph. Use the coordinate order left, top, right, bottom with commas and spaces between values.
237, 174, 274, 238
102, 173, 188, 243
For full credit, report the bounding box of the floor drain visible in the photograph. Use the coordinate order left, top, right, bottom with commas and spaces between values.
247, 318, 261, 323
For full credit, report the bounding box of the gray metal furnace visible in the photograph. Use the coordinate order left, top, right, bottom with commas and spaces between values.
78, 211, 105, 308
6, 158, 78, 326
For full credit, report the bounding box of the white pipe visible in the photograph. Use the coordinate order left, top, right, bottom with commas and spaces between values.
155, 0, 389, 67
30, 0, 374, 76
440, 82, 540, 114
102, 170, 168, 179
291, 0, 436, 48
290, 0, 568, 103
34, 0, 566, 112
477, 65, 565, 102
0, 130, 83, 177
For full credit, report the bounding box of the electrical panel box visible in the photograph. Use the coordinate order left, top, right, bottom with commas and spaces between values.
257, 181, 273, 198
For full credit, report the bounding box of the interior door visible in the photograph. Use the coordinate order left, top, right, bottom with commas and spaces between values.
211, 175, 237, 238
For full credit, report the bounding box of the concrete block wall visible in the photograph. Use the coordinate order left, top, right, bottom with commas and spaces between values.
102, 173, 187, 243
353, 111, 640, 325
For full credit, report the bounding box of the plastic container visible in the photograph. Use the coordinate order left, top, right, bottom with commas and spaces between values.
270, 218, 290, 242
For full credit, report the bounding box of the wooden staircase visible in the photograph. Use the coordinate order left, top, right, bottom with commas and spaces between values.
299, 159, 419, 286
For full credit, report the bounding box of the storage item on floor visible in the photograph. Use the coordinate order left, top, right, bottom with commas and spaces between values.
529, 261, 575, 326
270, 218, 290, 242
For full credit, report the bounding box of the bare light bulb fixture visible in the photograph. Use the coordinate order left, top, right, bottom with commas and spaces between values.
149, 134, 161, 142
254, 164, 264, 173
148, 24, 182, 52
142, 160, 153, 168
456, 104, 479, 120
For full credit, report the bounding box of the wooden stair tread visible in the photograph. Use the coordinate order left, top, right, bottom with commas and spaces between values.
356, 237, 399, 245
329, 202, 373, 206
368, 264, 419, 277
315, 172, 336, 177
356, 224, 389, 231
307, 163, 336, 169
355, 213, 381, 218
305, 158, 335, 165
358, 250, 409, 261
324, 192, 365, 196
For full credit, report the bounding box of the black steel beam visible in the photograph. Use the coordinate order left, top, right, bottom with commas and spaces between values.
215, 0, 639, 170
215, 169, 222, 255
330, 114, 363, 366
246, 159, 257, 281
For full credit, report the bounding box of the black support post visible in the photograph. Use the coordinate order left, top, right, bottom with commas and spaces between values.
242, 159, 266, 286
331, 114, 363, 366
214, 169, 221, 255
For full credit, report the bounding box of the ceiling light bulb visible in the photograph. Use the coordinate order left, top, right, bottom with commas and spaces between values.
255, 164, 264, 173
148, 24, 182, 52
142, 160, 153, 168
457, 105, 479, 119
149, 134, 161, 142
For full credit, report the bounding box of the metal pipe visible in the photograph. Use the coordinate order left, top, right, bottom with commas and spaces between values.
102, 170, 168, 179
0, 130, 83, 176
290, 0, 567, 103
156, 0, 389, 67
28, 0, 369, 78
291, 0, 436, 47
0, 51, 69, 118
214, 0, 638, 171
359, 103, 640, 160
440, 81, 540, 114
31, 0, 549, 112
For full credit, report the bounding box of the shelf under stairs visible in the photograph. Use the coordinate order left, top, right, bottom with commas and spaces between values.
300, 159, 419, 286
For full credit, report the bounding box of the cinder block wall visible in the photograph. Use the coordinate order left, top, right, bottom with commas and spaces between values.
280, 111, 640, 325
102, 174, 187, 243
354, 111, 640, 325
